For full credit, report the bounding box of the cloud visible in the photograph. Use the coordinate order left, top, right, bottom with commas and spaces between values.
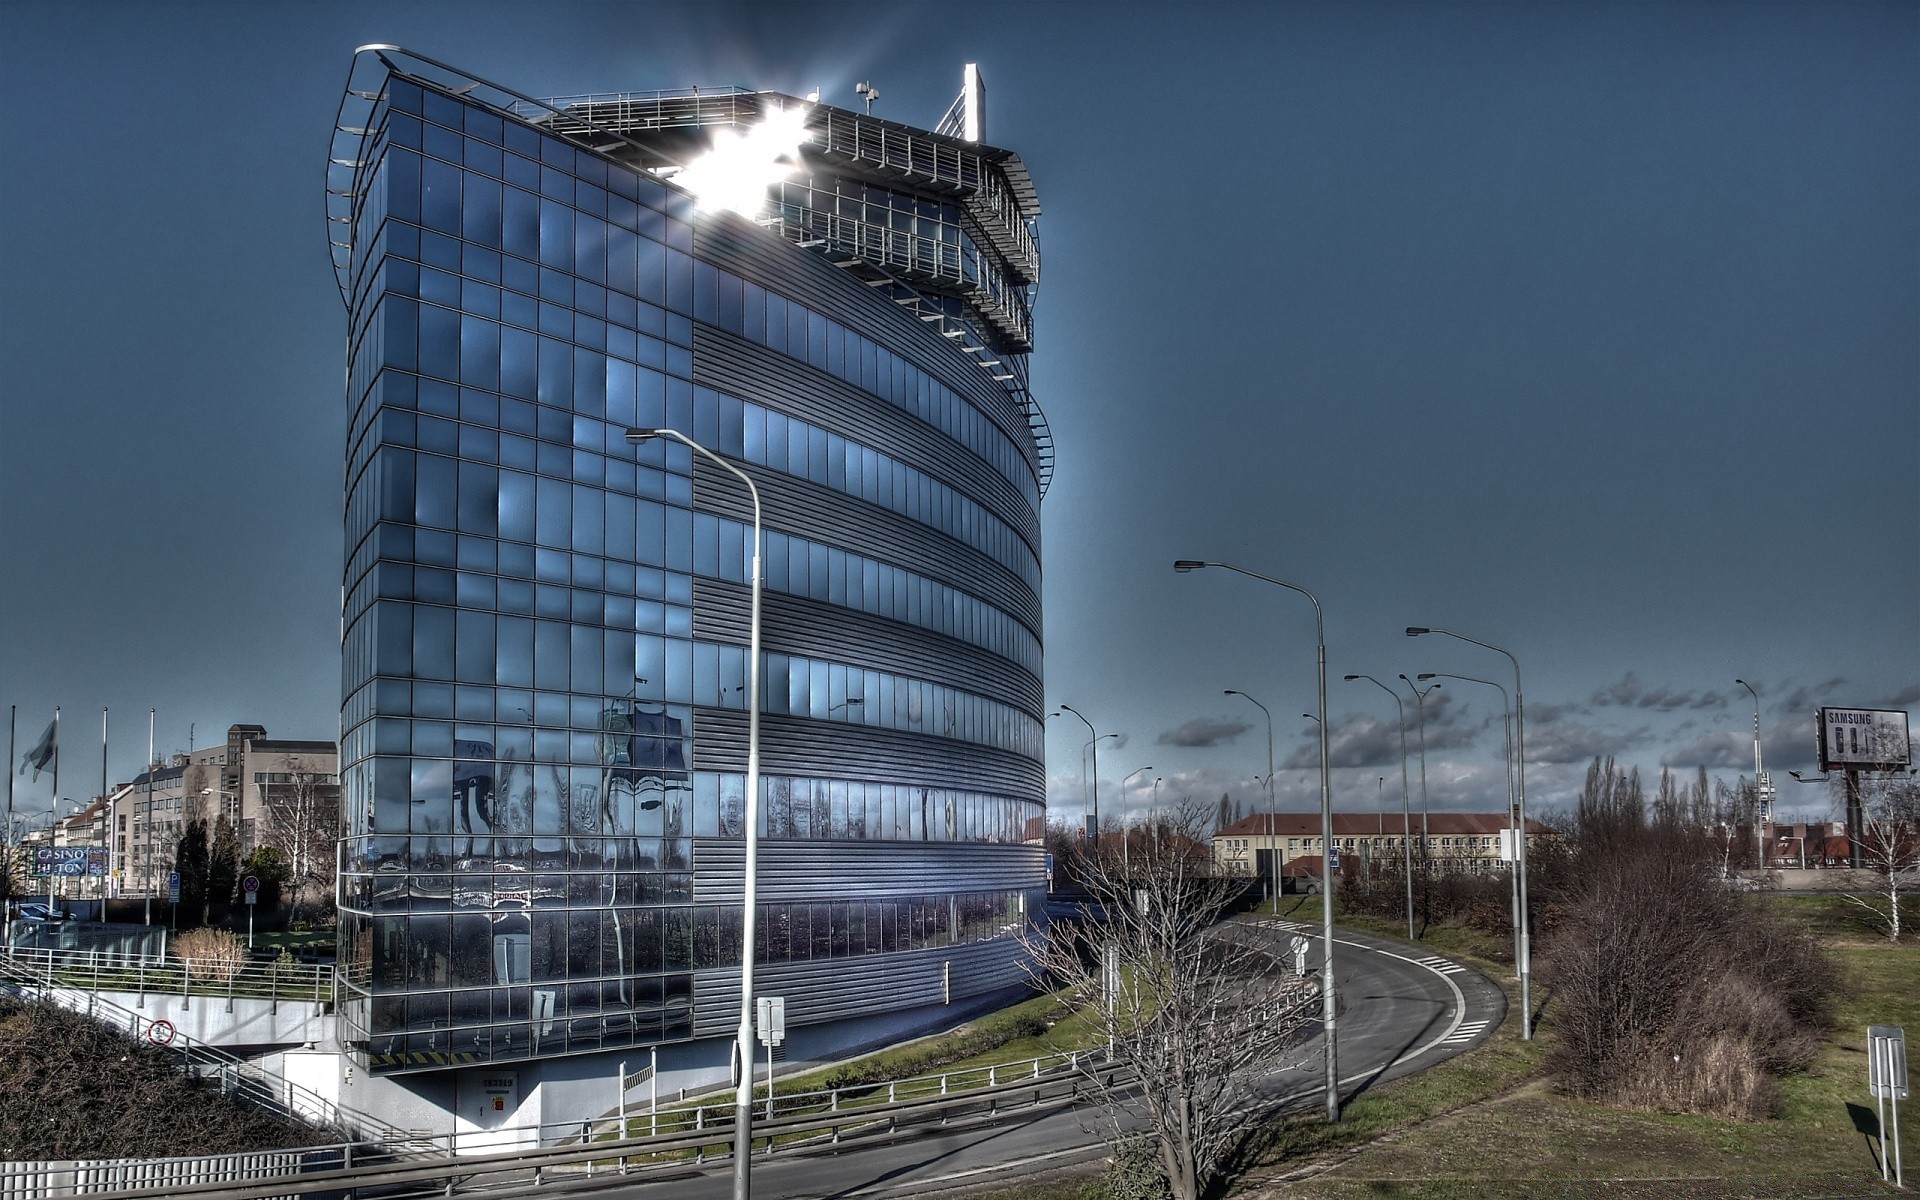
1659, 730, 1754, 770
1280, 693, 1483, 770
1525, 719, 1650, 764
1590, 672, 1727, 712
1157, 717, 1251, 748
1526, 701, 1587, 723
1283, 716, 1402, 770
1872, 683, 1920, 710
1778, 677, 1848, 715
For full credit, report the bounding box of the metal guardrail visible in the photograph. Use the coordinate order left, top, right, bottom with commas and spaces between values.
63, 1058, 1124, 1200
589, 1045, 1096, 1144
0, 945, 335, 1008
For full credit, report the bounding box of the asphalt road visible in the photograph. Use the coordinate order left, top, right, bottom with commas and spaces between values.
581, 921, 1508, 1200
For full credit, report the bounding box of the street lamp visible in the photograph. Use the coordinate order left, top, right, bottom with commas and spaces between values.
1150, 776, 1163, 848
1417, 672, 1521, 987
1407, 626, 1532, 1040
1343, 675, 1415, 939
1396, 676, 1440, 930
1225, 690, 1278, 913
1175, 559, 1339, 1123
1735, 679, 1767, 872
1122, 767, 1154, 872
1052, 706, 1106, 848
627, 426, 763, 1198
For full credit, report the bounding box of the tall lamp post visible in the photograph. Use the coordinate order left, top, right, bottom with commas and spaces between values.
1417, 672, 1519, 985
1122, 767, 1154, 871
627, 427, 763, 1198
1343, 675, 1415, 938
1735, 679, 1766, 872
1150, 776, 1163, 849
1053, 706, 1105, 849
1225, 690, 1278, 913
1397, 676, 1440, 930
1175, 560, 1339, 1123
1081, 734, 1119, 838
1406, 627, 1532, 1040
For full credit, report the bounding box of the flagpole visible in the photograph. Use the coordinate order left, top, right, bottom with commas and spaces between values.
145, 709, 155, 926
101, 707, 110, 906
50, 706, 61, 912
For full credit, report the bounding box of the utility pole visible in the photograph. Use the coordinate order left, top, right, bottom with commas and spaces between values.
1735, 680, 1766, 871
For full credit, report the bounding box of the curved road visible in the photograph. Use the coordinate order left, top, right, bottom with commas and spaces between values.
591, 921, 1506, 1199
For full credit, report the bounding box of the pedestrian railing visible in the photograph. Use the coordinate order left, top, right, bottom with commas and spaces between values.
0, 945, 333, 1008
0, 1149, 313, 1200
588, 1046, 1099, 1146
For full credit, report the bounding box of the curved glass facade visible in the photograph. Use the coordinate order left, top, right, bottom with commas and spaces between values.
332, 59, 1046, 1073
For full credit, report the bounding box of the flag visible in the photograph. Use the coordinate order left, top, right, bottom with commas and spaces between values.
18, 718, 56, 781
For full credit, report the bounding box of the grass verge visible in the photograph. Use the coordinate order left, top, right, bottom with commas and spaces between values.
610, 985, 1106, 1145
1257, 892, 1916, 1198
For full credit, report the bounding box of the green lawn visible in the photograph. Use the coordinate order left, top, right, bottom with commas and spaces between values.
1261, 893, 1917, 1198
611, 985, 1108, 1143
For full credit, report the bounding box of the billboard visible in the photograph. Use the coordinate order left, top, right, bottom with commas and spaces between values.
31, 847, 108, 878
1817, 707, 1913, 772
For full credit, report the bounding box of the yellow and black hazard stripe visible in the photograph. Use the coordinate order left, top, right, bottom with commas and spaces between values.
367, 1049, 485, 1070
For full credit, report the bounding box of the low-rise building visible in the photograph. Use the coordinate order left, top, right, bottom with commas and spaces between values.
1214, 811, 1551, 881
107, 724, 338, 898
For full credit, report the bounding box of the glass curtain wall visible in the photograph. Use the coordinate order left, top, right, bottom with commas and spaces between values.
336, 72, 1045, 1072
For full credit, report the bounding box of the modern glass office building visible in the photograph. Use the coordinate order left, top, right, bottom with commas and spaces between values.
327, 48, 1049, 1074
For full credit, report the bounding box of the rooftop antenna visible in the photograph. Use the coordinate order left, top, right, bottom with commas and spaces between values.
855, 80, 880, 115
962, 63, 984, 142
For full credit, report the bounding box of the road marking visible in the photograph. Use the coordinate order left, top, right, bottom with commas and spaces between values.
1442, 1019, 1490, 1045
1248, 916, 1474, 1069
842, 1142, 1105, 1195
1417, 954, 1467, 975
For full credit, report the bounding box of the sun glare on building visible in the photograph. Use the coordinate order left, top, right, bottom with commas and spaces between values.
675, 103, 811, 218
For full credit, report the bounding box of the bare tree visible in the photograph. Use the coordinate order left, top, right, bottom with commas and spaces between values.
258, 757, 339, 924
1024, 799, 1318, 1200
1840, 771, 1920, 943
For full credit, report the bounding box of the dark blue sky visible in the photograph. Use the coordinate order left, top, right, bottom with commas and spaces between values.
3, 2, 1914, 824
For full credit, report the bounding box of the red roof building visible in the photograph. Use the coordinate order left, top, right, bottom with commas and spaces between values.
1213, 811, 1552, 879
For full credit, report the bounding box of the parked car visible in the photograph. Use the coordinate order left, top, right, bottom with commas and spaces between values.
18, 902, 69, 922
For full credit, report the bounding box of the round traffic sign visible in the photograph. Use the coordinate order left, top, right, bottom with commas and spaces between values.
243, 875, 260, 893
146, 1019, 177, 1047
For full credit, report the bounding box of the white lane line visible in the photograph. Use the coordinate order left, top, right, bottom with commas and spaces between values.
1442, 1020, 1490, 1045
1250, 916, 1474, 1068
843, 1143, 1106, 1196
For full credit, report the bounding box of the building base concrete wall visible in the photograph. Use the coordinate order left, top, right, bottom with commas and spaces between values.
46, 988, 330, 1049
311, 981, 1038, 1151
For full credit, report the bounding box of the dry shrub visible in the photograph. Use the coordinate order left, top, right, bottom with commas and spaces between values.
0, 994, 327, 1159
173, 927, 249, 982
1540, 760, 1833, 1119
1612, 1033, 1774, 1119
1342, 861, 1516, 942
